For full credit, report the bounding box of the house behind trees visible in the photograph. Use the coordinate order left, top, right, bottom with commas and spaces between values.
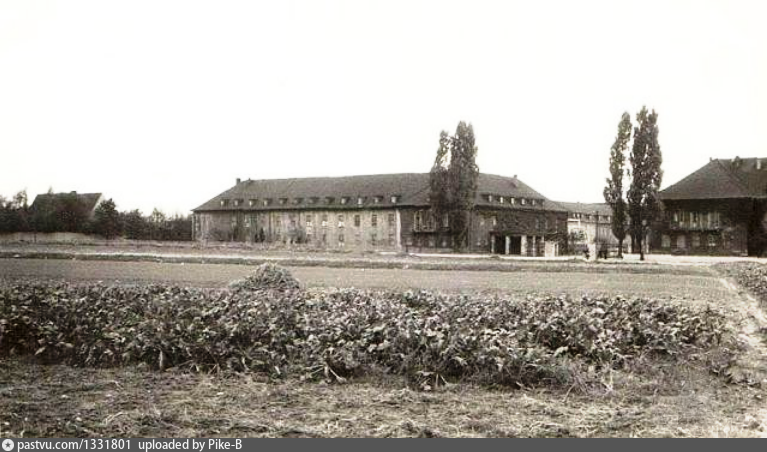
29, 191, 104, 233
193, 173, 568, 256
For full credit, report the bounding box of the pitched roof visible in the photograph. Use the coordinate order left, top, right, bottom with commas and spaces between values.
661, 157, 767, 200
193, 173, 566, 212
30, 192, 103, 213
555, 201, 612, 216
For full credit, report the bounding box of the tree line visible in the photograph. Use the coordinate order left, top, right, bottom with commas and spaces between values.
0, 191, 192, 241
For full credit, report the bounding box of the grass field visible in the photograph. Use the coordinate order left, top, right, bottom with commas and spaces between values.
1, 258, 723, 299
1, 259, 766, 437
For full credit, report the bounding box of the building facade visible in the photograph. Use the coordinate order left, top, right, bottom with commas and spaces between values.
193, 173, 569, 255
556, 202, 626, 253
651, 157, 767, 256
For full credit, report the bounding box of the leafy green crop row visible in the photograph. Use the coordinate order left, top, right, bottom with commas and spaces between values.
0, 270, 729, 388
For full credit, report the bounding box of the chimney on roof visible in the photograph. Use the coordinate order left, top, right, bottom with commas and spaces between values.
236, 178, 241, 185
758, 159, 762, 170
70, 191, 76, 194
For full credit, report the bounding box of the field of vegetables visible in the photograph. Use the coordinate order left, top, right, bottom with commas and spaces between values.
1, 263, 766, 437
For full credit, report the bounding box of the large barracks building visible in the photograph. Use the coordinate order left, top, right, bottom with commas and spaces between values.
193, 173, 568, 256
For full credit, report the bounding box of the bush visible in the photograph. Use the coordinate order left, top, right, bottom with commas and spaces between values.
0, 281, 730, 389
229, 263, 301, 291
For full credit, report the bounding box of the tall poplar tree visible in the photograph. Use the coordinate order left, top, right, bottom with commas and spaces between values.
429, 130, 451, 217
448, 122, 479, 250
627, 107, 663, 261
603, 112, 632, 258
428, 121, 479, 251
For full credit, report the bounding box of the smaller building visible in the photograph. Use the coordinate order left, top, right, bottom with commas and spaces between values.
30, 192, 104, 218
29, 191, 104, 233
652, 157, 767, 256
556, 202, 623, 252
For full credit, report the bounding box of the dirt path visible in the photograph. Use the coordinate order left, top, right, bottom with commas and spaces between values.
716, 275, 767, 434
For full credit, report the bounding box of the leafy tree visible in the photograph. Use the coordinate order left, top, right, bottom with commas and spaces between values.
428, 122, 480, 251
627, 107, 663, 261
150, 208, 166, 225
0, 190, 30, 233
0, 195, 13, 233
118, 209, 191, 241
429, 130, 451, 216
30, 201, 55, 233
56, 193, 91, 233
603, 112, 632, 258
13, 190, 28, 209
92, 198, 121, 239
121, 209, 149, 240
149, 208, 167, 240
166, 214, 192, 241
448, 122, 479, 250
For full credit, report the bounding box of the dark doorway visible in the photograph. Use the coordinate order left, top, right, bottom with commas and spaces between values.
494, 234, 522, 255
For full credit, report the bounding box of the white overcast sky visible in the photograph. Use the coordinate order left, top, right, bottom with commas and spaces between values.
1, 0, 766, 215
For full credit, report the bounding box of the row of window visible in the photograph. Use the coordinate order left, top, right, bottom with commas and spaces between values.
569, 213, 611, 222
670, 211, 721, 229
221, 195, 401, 208
479, 214, 551, 231
661, 233, 718, 249
483, 194, 542, 207
409, 236, 456, 248
232, 213, 396, 229
276, 231, 395, 247
413, 211, 551, 232
306, 213, 396, 228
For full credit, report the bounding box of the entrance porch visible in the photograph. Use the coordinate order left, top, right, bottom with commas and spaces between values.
490, 233, 552, 257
